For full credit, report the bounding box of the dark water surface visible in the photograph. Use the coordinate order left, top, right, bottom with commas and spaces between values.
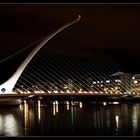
0, 100, 140, 136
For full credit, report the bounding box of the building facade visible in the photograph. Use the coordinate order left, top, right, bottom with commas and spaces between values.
131, 74, 140, 94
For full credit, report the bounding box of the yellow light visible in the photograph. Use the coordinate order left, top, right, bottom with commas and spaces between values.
115, 115, 119, 129
55, 101, 58, 105
54, 101, 58, 113
106, 80, 110, 83
79, 102, 83, 108
103, 102, 107, 106
48, 90, 51, 93
66, 101, 69, 110
53, 102, 56, 116
134, 80, 138, 84
24, 100, 28, 134
40, 90, 45, 93
38, 100, 41, 120
67, 90, 70, 93
132, 76, 135, 80
113, 102, 119, 104
115, 116, 119, 124
56, 104, 58, 113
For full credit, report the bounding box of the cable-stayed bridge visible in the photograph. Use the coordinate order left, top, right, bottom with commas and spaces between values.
0, 15, 138, 103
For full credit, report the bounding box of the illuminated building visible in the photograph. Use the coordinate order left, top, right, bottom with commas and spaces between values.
111, 72, 132, 94
91, 72, 132, 94
66, 79, 74, 93
131, 74, 140, 94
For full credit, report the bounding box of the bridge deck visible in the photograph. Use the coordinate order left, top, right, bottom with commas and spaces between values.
0, 93, 129, 97
0, 93, 138, 102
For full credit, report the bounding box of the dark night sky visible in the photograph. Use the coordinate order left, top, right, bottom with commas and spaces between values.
0, 4, 140, 82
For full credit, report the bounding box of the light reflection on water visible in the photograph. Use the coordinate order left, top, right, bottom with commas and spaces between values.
66, 101, 69, 110
38, 100, 41, 121
0, 101, 140, 136
0, 114, 18, 136
132, 105, 138, 135
24, 100, 28, 135
115, 115, 119, 132
0, 107, 22, 136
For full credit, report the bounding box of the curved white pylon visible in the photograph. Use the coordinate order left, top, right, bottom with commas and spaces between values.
0, 15, 81, 93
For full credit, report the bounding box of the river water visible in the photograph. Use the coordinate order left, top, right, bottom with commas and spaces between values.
0, 100, 140, 136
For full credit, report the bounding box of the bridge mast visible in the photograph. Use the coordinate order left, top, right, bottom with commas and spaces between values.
0, 15, 81, 93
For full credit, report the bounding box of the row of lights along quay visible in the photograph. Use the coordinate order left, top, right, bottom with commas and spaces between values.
10, 71, 140, 98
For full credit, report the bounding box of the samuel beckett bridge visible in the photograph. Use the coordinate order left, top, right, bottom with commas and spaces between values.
0, 15, 139, 104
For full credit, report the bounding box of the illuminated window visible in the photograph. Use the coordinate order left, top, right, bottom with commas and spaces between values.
134, 80, 138, 84
132, 76, 135, 80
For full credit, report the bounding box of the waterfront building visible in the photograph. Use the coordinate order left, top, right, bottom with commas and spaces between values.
92, 71, 132, 94
111, 72, 132, 94
131, 74, 140, 94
